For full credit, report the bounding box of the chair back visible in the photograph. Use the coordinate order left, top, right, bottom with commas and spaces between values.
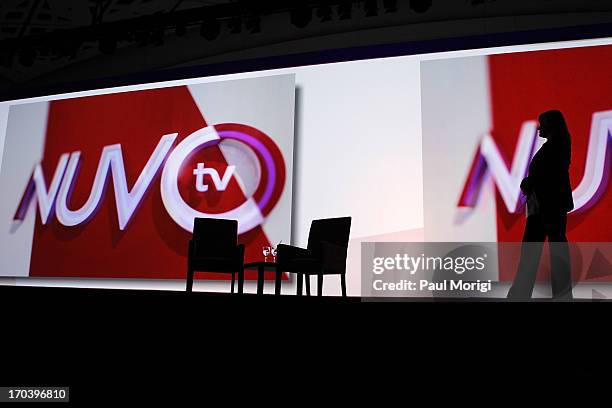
192, 218, 238, 256
307, 217, 351, 258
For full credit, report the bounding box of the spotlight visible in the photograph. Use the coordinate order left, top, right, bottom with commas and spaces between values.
364, 0, 378, 17
316, 5, 332, 22
227, 16, 242, 34
200, 17, 221, 40
134, 31, 150, 47
53, 38, 82, 59
337, 1, 352, 20
175, 22, 187, 37
98, 37, 117, 54
150, 28, 164, 46
17, 47, 36, 66
409, 0, 432, 13
245, 15, 261, 33
38, 44, 52, 58
383, 0, 398, 13
290, 5, 312, 28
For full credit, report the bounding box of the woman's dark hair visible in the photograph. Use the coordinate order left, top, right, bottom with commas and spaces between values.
538, 109, 571, 143
539, 109, 571, 165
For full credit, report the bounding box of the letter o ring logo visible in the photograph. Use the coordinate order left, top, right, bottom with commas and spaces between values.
161, 123, 286, 234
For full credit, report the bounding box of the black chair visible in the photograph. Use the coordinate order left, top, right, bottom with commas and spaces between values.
186, 218, 245, 293
277, 217, 351, 297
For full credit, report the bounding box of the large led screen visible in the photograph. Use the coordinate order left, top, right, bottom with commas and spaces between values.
421, 45, 612, 283
0, 75, 296, 279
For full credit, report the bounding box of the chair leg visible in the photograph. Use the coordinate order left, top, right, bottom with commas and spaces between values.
341, 274, 347, 297
318, 273, 323, 296
305, 275, 311, 296
296, 273, 303, 296
231, 272, 235, 294
186, 267, 194, 293
237, 268, 244, 294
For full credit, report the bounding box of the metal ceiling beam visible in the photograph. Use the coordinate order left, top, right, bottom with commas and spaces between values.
0, 1, 340, 49
17, 0, 43, 38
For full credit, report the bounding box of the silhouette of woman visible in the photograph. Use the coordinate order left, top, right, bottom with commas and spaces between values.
507, 110, 574, 300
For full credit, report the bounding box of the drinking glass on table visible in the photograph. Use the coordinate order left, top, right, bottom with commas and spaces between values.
271, 246, 278, 263
262, 246, 271, 262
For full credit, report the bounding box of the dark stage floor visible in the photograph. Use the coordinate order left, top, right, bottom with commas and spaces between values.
1, 284, 609, 403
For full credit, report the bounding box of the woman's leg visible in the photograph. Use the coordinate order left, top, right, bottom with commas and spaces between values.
507, 215, 546, 299
546, 214, 573, 300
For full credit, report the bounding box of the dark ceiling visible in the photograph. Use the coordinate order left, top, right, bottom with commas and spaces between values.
2, 0, 612, 98
0, 0, 233, 40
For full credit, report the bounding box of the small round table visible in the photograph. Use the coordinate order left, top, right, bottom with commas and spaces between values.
243, 262, 283, 295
